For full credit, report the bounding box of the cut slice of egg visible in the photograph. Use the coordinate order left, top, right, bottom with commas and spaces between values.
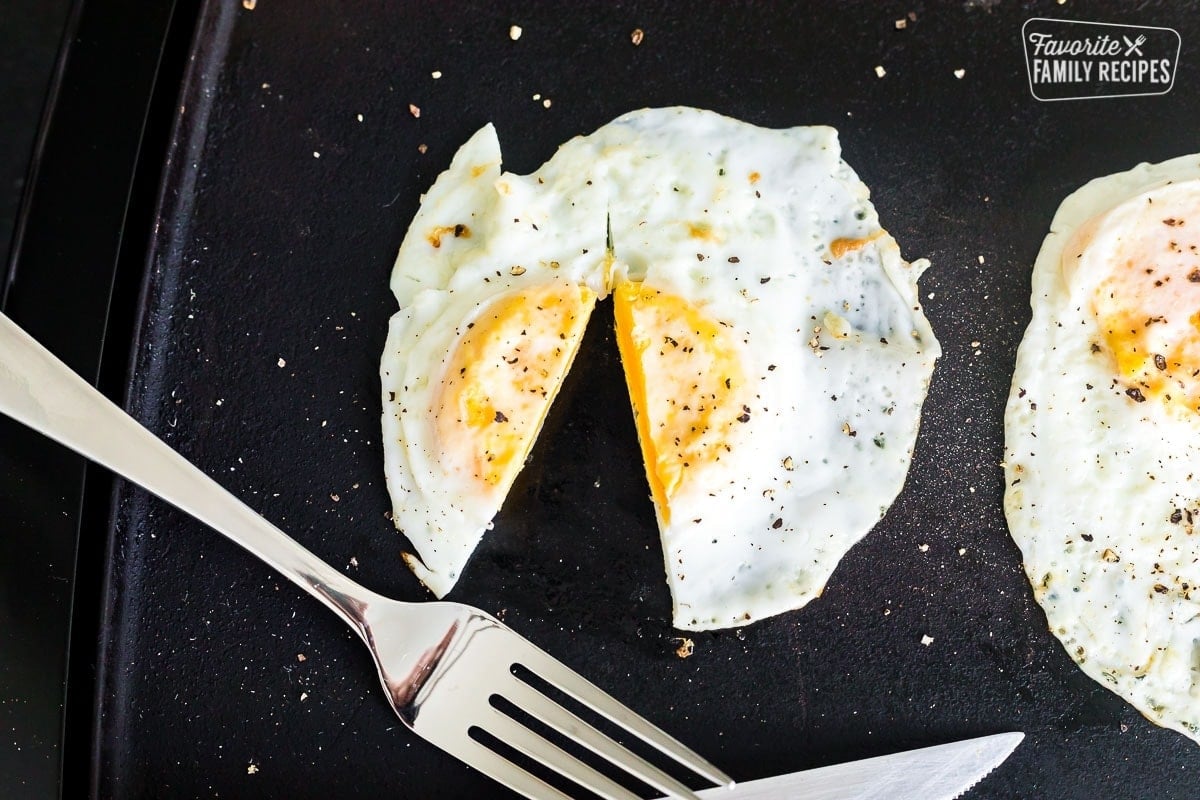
381, 107, 940, 628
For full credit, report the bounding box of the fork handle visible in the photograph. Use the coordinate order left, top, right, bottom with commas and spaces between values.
0, 312, 378, 632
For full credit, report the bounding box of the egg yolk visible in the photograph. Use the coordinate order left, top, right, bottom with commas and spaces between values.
613, 281, 748, 524
1085, 185, 1200, 414
436, 282, 597, 496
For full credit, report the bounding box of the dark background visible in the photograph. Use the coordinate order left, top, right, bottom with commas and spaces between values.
0, 2, 71, 268
5, 1, 1200, 799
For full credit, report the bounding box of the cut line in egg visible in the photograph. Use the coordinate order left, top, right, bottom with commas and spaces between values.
381, 107, 940, 630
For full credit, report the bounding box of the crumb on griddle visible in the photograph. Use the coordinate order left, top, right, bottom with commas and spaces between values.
673, 637, 695, 658
631, 28, 645, 45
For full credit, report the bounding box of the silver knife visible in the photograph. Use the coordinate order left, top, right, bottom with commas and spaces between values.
685, 732, 1023, 800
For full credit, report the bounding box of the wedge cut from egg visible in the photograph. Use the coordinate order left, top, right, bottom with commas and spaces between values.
380, 122, 609, 597
1005, 153, 1200, 743
381, 107, 940, 628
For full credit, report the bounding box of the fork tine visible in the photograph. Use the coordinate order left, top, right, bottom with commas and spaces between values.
514, 645, 733, 787
444, 728, 574, 800
502, 675, 706, 800
480, 706, 643, 800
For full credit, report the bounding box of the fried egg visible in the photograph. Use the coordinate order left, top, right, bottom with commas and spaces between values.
382, 107, 940, 628
1005, 153, 1200, 741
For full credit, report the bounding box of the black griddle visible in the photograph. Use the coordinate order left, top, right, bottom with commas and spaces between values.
15, 1, 1200, 798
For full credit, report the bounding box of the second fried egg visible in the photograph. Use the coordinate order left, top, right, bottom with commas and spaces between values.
1005, 153, 1200, 742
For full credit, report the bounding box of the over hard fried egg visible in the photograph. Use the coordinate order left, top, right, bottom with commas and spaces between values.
1005, 153, 1200, 742
381, 107, 940, 629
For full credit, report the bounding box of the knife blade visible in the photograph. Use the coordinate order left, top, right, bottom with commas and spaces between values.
685, 732, 1023, 800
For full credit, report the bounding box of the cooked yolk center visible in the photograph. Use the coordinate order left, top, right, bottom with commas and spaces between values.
613, 281, 748, 524
1089, 187, 1200, 414
436, 282, 597, 494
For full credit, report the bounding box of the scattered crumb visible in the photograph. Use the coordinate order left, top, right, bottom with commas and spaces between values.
977, 255, 986, 264
261, 82, 269, 89
958, 548, 967, 556
532, 93, 541, 101
874, 65, 887, 78
418, 143, 428, 154
631, 28, 644, 45
330, 493, 340, 502
674, 637, 695, 658
921, 634, 935, 646
277, 357, 286, 368
356, 113, 364, 122
431, 70, 442, 79
297, 653, 307, 662
215, 398, 224, 406
349, 556, 359, 568
408, 103, 421, 118
542, 98, 552, 109
312, 151, 320, 159
593, 479, 601, 488
954, 68, 966, 79
247, 763, 259, 775
919, 543, 930, 552
242, 0, 255, 9
300, 691, 309, 701
971, 341, 981, 348
509, 24, 522, 41
894, 18, 907, 29
883, 607, 892, 616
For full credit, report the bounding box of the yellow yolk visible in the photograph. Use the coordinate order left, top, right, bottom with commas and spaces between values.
1085, 187, 1200, 414
436, 282, 596, 496
613, 281, 749, 524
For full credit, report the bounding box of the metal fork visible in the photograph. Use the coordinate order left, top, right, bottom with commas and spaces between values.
0, 312, 731, 799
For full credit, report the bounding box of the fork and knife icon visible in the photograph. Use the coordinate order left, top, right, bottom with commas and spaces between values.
1124, 34, 1147, 56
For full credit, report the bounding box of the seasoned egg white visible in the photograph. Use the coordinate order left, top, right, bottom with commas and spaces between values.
382, 107, 940, 629
1005, 153, 1200, 742
598, 109, 940, 629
